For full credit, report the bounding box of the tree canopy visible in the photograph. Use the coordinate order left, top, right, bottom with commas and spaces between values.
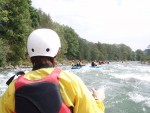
0, 0, 149, 67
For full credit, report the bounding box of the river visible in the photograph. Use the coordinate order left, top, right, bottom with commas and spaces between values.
0, 61, 150, 113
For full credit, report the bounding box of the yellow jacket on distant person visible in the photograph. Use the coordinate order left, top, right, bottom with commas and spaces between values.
0, 68, 104, 113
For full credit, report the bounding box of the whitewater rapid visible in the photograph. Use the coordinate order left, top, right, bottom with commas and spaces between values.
0, 61, 150, 113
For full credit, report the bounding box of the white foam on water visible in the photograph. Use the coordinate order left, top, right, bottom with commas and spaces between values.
0, 74, 4, 78
111, 73, 150, 82
105, 62, 150, 82
128, 93, 150, 107
129, 93, 146, 102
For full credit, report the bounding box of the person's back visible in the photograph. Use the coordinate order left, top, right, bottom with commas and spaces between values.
91, 61, 98, 66
77, 60, 84, 66
71, 60, 75, 66
0, 29, 105, 113
15, 67, 71, 113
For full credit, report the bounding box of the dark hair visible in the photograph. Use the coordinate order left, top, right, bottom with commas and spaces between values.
91, 61, 95, 66
30, 56, 57, 67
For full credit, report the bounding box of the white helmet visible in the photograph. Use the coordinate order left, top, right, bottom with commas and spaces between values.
27, 28, 61, 57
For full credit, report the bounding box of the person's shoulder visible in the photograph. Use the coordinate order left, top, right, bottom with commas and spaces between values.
4, 80, 16, 96
59, 70, 82, 83
60, 70, 76, 78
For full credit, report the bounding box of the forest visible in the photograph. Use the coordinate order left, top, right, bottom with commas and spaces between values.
0, 0, 149, 67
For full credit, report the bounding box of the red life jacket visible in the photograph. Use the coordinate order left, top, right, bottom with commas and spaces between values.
14, 68, 71, 113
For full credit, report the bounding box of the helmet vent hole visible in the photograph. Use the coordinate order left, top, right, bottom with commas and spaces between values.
46, 48, 50, 52
32, 48, 34, 52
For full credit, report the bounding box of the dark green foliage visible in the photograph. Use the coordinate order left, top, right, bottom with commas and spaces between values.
142, 48, 150, 63
135, 49, 144, 61
0, 0, 146, 67
1, 0, 32, 66
52, 23, 68, 62
0, 39, 9, 66
0, 0, 34, 66
96, 42, 107, 60
38, 9, 53, 29
77, 38, 91, 61
144, 56, 150, 63
28, 2, 40, 28
63, 26, 79, 59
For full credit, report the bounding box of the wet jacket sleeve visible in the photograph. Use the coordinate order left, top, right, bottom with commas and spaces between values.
59, 71, 105, 113
0, 81, 15, 113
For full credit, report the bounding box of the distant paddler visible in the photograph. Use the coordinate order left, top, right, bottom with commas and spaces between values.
72, 59, 85, 67
77, 59, 85, 66
71, 60, 75, 66
91, 61, 99, 66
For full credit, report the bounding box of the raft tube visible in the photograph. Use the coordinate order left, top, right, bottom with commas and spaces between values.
71, 65, 83, 69
90, 65, 102, 68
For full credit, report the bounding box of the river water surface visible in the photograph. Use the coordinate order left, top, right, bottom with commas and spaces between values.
0, 61, 150, 113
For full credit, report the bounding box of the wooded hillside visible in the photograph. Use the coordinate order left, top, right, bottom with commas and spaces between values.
0, 0, 149, 67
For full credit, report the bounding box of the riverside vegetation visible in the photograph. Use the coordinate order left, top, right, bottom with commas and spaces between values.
0, 0, 150, 68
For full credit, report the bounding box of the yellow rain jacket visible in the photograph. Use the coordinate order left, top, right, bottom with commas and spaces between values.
0, 68, 104, 113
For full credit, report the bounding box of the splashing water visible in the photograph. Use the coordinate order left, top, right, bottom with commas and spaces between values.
0, 61, 150, 113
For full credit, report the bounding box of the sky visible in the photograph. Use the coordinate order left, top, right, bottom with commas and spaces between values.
31, 0, 150, 51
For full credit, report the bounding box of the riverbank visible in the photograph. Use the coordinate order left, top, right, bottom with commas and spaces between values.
0, 59, 71, 70
0, 60, 149, 70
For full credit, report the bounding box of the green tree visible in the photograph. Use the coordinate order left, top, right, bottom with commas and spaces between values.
97, 42, 107, 60
88, 42, 99, 61
135, 49, 144, 61
77, 38, 91, 60
0, 38, 9, 66
143, 49, 150, 63
118, 44, 133, 61
63, 26, 79, 59
28, 0, 40, 29
53, 23, 68, 61
38, 9, 53, 29
1, 0, 32, 66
